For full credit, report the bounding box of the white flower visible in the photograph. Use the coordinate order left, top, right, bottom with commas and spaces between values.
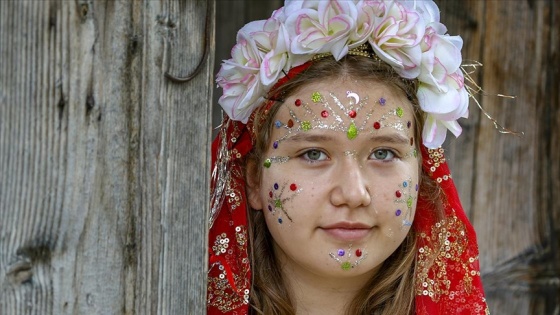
286, 1, 358, 60
368, 1, 425, 78
216, 22, 266, 123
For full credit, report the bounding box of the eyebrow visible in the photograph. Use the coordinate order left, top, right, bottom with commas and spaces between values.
284, 133, 334, 143
283, 132, 410, 145
369, 133, 410, 145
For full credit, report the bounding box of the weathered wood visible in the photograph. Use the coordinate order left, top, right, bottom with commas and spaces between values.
440, 1, 560, 314
0, 0, 214, 314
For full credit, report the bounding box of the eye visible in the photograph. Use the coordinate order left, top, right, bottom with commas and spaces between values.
301, 149, 328, 162
370, 148, 396, 161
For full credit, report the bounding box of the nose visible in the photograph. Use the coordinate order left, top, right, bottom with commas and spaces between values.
329, 159, 371, 209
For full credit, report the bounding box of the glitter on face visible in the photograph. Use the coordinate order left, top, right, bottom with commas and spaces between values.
329, 244, 367, 271
272, 91, 373, 147
369, 107, 406, 133
267, 182, 302, 224
394, 178, 417, 228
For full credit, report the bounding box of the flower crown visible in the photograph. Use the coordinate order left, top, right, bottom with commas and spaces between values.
216, 0, 469, 149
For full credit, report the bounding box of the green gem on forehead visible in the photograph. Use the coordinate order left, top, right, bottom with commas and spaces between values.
263, 159, 272, 168
396, 107, 404, 118
407, 196, 413, 208
341, 261, 352, 271
311, 92, 322, 103
274, 199, 282, 208
301, 121, 312, 131
347, 122, 358, 140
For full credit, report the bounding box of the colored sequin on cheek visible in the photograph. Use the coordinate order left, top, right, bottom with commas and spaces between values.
394, 178, 418, 228
321, 110, 329, 118
329, 244, 368, 271
396, 107, 404, 118
273, 141, 279, 149
275, 120, 282, 128
301, 121, 312, 131
267, 182, 302, 224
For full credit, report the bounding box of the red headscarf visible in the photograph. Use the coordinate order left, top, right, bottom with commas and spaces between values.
207, 63, 489, 315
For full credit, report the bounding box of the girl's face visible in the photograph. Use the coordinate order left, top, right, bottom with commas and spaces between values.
248, 79, 420, 280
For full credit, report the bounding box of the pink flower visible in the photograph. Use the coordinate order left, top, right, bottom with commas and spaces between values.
216, 22, 266, 123
286, 1, 358, 60
368, 1, 425, 78
417, 23, 467, 147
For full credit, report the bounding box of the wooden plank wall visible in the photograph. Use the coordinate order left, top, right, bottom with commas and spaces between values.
439, 1, 560, 314
0, 0, 213, 314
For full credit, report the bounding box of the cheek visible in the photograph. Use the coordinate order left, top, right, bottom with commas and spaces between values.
261, 170, 304, 225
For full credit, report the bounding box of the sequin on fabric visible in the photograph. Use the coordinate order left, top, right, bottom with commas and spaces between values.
416, 211, 488, 314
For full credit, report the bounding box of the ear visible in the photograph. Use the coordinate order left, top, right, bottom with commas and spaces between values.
246, 159, 264, 210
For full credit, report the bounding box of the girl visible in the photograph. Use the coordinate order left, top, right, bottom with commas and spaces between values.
209, 1, 488, 314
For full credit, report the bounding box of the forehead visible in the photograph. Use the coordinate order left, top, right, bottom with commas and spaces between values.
271, 79, 415, 140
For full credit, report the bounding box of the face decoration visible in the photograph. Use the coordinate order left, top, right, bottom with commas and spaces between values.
329, 244, 368, 271
394, 178, 418, 227
248, 79, 420, 281
267, 181, 301, 224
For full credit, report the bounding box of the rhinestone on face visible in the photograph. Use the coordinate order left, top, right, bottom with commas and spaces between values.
396, 190, 402, 198
396, 209, 402, 216
348, 110, 357, 118
321, 110, 329, 118
396, 107, 404, 118
379, 97, 386, 105
341, 261, 352, 270
274, 183, 279, 190
273, 141, 278, 149
275, 120, 282, 128
290, 183, 297, 191
337, 249, 345, 256
407, 121, 412, 128
373, 121, 381, 129
263, 159, 272, 168
301, 121, 312, 131
355, 249, 362, 257
269, 191, 273, 198
295, 99, 302, 106
347, 122, 358, 140
311, 92, 322, 103
287, 119, 294, 128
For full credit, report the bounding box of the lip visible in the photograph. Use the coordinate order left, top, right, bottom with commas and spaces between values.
320, 222, 372, 242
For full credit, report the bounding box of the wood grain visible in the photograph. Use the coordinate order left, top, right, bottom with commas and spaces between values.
0, 0, 214, 314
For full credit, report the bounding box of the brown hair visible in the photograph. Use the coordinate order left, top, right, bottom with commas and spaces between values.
245, 55, 444, 315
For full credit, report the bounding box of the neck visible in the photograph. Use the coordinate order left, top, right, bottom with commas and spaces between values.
279, 253, 377, 315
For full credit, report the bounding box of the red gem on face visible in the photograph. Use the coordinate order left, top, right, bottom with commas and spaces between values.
373, 122, 381, 129
287, 119, 294, 128
348, 110, 357, 118
295, 99, 302, 106
290, 183, 297, 191
321, 110, 329, 118
355, 249, 362, 257
395, 190, 402, 198
269, 191, 273, 198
